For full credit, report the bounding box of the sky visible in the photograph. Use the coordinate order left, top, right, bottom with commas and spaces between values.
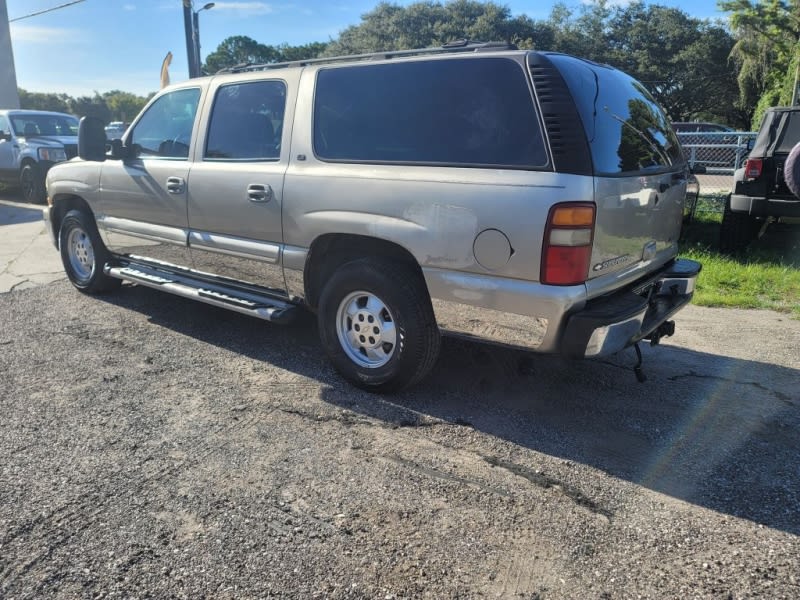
7, 0, 730, 98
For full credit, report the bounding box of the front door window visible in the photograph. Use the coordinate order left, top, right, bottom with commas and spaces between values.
129, 88, 201, 158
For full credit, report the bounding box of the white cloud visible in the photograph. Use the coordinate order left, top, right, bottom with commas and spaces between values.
211, 2, 273, 16
124, 4, 137, 10
9, 24, 78, 44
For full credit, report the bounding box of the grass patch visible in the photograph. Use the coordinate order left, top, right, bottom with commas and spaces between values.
679, 198, 800, 317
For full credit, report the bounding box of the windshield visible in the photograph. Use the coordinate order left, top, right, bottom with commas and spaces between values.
10, 114, 79, 137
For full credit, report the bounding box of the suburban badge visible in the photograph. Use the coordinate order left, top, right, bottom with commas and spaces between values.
593, 255, 631, 271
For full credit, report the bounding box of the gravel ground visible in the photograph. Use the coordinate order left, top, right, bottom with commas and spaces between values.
1, 281, 798, 599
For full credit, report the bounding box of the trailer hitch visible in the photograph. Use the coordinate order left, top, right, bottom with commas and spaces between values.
645, 320, 675, 346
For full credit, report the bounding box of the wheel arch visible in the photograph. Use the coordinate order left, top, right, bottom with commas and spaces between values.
50, 195, 96, 246
304, 233, 427, 311
19, 157, 38, 170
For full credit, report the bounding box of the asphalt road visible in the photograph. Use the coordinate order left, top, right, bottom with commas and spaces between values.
1, 193, 799, 598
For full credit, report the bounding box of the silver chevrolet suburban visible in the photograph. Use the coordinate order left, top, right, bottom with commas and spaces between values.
45, 43, 701, 392
0, 109, 79, 204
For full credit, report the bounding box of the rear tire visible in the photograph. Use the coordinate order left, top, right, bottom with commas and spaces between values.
59, 209, 121, 293
20, 163, 45, 204
719, 194, 761, 254
785, 142, 800, 199
317, 258, 440, 393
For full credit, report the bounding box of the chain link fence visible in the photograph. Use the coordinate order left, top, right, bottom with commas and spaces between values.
676, 131, 757, 221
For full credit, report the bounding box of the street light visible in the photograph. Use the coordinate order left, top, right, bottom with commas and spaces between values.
192, 2, 214, 77
182, 1, 214, 78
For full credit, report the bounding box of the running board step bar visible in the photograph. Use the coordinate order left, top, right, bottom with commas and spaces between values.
105, 264, 297, 324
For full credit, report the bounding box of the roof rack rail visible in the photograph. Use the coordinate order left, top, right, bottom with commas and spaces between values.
217, 40, 519, 74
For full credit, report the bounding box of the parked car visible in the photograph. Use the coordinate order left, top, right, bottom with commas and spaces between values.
45, 42, 700, 391
720, 107, 800, 252
0, 109, 78, 204
672, 121, 745, 171
104, 121, 129, 139
672, 122, 735, 134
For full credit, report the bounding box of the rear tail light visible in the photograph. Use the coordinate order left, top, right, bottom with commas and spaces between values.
541, 202, 596, 285
744, 158, 762, 180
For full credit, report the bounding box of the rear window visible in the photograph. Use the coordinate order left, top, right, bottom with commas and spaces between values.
313, 57, 547, 168
776, 112, 800, 154
549, 55, 684, 176
750, 110, 800, 156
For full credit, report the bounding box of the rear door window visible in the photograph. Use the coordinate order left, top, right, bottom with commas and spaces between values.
313, 57, 547, 168
205, 80, 286, 161
550, 54, 684, 176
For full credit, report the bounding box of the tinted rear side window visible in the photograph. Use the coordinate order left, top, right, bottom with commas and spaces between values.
313, 58, 547, 168
549, 54, 684, 176
205, 80, 285, 161
776, 112, 800, 154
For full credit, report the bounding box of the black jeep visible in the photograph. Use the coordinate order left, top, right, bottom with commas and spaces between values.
720, 107, 800, 253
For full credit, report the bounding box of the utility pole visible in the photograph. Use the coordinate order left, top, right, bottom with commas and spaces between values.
0, 0, 20, 108
182, 0, 198, 78
193, 3, 214, 77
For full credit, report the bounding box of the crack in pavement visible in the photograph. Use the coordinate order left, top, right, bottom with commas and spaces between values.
667, 370, 796, 407
385, 455, 512, 498
7, 279, 31, 293
484, 456, 613, 519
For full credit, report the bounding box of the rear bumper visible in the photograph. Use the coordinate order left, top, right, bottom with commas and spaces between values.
730, 194, 800, 218
424, 258, 701, 357
561, 258, 702, 358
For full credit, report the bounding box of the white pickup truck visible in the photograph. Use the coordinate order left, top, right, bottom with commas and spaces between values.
0, 109, 79, 204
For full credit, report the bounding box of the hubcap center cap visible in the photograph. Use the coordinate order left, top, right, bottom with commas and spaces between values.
353, 310, 382, 348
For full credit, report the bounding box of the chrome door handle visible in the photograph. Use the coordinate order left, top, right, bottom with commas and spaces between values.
248, 184, 273, 203
166, 176, 185, 194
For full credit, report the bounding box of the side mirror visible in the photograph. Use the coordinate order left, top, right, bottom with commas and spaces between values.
108, 138, 129, 160
78, 116, 107, 162
0, 130, 12, 142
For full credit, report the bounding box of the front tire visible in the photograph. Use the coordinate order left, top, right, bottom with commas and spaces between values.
719, 194, 761, 254
318, 258, 440, 393
20, 163, 46, 204
59, 209, 121, 293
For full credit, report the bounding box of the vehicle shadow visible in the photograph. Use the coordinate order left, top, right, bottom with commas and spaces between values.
0, 200, 44, 226
98, 284, 800, 536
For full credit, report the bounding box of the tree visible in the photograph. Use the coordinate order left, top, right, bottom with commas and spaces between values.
69, 93, 111, 123
719, 0, 800, 127
276, 42, 329, 62
323, 0, 540, 55
18, 89, 71, 113
203, 36, 328, 73
103, 90, 149, 123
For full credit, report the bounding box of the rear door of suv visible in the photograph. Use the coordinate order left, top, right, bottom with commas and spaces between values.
186, 72, 300, 294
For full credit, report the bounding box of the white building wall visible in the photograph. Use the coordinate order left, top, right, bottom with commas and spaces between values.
0, 0, 20, 109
